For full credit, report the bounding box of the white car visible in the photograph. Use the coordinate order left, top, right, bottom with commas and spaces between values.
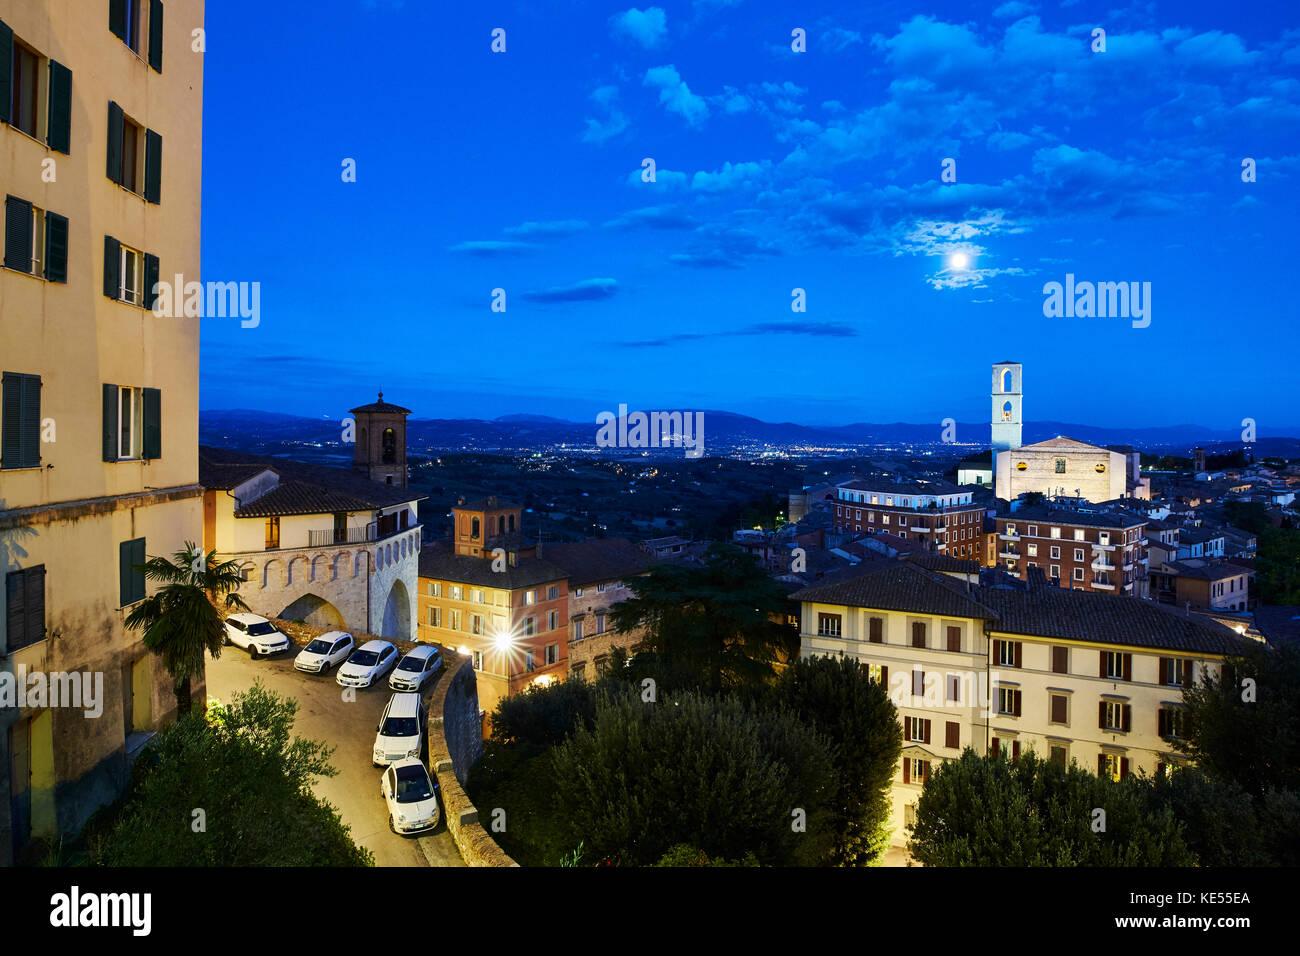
335, 640, 398, 689
388, 644, 443, 692
294, 631, 355, 675
373, 693, 427, 766
380, 758, 440, 835
222, 613, 290, 658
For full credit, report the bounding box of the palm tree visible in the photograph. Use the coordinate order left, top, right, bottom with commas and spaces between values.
124, 542, 250, 717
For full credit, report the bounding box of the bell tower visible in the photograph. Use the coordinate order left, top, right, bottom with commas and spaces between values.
990, 362, 1023, 452
350, 391, 411, 487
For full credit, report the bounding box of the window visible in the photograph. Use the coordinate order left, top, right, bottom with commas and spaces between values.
119, 538, 146, 606
547, 610, 558, 631
1052, 646, 1068, 674
1050, 527, 1061, 539
817, 613, 842, 637
1049, 744, 1068, 765
471, 614, 483, 635
946, 673, 961, 703
595, 613, 606, 635
1, 372, 41, 469
946, 626, 960, 652
1100, 700, 1131, 732
449, 609, 461, 630
992, 738, 1020, 762
997, 686, 1022, 716
574, 587, 584, 598
472, 650, 482, 670
1050, 694, 1068, 725
431, 582, 442, 597
1050, 546, 1060, 560
1101, 651, 1130, 681
1158, 707, 1184, 739
547, 585, 559, 600
524, 590, 535, 605
524, 616, 535, 636
449, 585, 462, 601
1026, 525, 1037, 537
4, 198, 68, 282
903, 758, 930, 784
1050, 565, 1060, 580
911, 621, 926, 649
1073, 567, 1085, 581
1026, 543, 1038, 557
1055, 458, 1066, 474
106, 102, 161, 202
5, 565, 46, 652
594, 655, 610, 674
427, 607, 439, 627
1161, 657, 1192, 687
996, 640, 1020, 668
545, 643, 558, 665
1099, 753, 1128, 781
945, 721, 960, 749
571, 661, 586, 681
1074, 548, 1085, 562
868, 617, 883, 643
905, 717, 930, 743
596, 582, 608, 593
573, 619, 584, 641
1099, 532, 1110, 546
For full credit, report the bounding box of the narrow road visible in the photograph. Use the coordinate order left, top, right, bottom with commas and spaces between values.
205, 647, 464, 867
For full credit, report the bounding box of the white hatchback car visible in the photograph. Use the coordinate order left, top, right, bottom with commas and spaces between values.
335, 640, 398, 688
373, 692, 427, 766
388, 644, 443, 692
222, 613, 291, 658
380, 758, 440, 835
294, 631, 355, 675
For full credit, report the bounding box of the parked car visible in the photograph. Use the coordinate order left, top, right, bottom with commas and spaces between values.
294, 631, 355, 675
336, 640, 398, 688
380, 758, 440, 835
222, 613, 290, 658
388, 644, 443, 692
373, 692, 427, 766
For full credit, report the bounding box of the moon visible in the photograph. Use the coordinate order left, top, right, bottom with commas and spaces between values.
949, 252, 970, 271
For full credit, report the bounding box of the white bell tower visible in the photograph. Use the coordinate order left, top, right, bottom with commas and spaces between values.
991, 362, 1023, 452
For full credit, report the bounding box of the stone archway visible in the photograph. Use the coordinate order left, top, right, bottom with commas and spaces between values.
379, 577, 412, 641
280, 593, 346, 629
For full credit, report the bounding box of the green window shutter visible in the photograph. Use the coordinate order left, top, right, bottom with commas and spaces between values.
102, 383, 119, 461
17, 373, 40, 468
119, 541, 132, 606
23, 566, 45, 649
109, 0, 128, 43
106, 101, 124, 184
120, 538, 146, 606
0, 19, 12, 126
148, 0, 164, 72
1, 373, 20, 468
133, 539, 147, 602
142, 387, 161, 459
5, 195, 33, 272
5, 570, 25, 651
144, 130, 162, 203
143, 252, 159, 310
103, 235, 121, 298
46, 60, 72, 153
44, 212, 68, 283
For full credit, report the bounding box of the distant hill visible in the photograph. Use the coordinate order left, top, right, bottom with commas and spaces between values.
199, 408, 1300, 457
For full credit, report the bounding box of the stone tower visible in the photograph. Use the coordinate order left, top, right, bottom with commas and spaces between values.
350, 392, 411, 487
991, 361, 1023, 453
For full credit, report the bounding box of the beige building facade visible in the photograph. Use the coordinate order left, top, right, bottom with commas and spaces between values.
996, 436, 1128, 502
1, 0, 205, 864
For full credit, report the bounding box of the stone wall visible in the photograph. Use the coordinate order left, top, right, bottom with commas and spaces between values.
426, 653, 517, 867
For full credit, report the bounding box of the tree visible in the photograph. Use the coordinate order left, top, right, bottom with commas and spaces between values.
769, 654, 901, 865
490, 677, 597, 749
549, 689, 838, 866
908, 750, 1195, 866
124, 542, 249, 717
609, 543, 798, 694
90, 683, 372, 866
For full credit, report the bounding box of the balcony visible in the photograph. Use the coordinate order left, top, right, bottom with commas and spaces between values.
1092, 541, 1116, 552
1091, 578, 1117, 590
307, 522, 422, 548
999, 530, 1020, 541
999, 547, 1021, 559
1091, 558, 1117, 571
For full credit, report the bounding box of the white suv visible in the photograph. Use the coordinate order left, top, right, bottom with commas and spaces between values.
222, 614, 290, 658
336, 640, 398, 688
373, 693, 427, 766
294, 631, 354, 675
388, 644, 443, 692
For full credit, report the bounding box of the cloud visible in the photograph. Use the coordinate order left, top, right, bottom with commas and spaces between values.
503, 220, 589, 238
668, 225, 780, 268
822, 27, 863, 52
624, 166, 690, 189
522, 278, 620, 302
581, 85, 629, 144
622, 320, 858, 348
992, 1, 1036, 18
448, 240, 533, 256
610, 7, 667, 49
690, 160, 768, 193
644, 65, 709, 126
603, 205, 698, 230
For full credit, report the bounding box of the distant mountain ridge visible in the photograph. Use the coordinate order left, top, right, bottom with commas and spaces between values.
199, 407, 1300, 457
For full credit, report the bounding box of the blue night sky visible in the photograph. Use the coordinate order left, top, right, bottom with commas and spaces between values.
198, 0, 1299, 430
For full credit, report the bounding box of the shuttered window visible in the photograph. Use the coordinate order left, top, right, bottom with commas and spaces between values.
148, 0, 164, 72
1, 372, 41, 469
1051, 645, 1068, 674
119, 538, 146, 607
1050, 694, 1068, 724
0, 19, 11, 125
142, 387, 161, 459
5, 565, 46, 652
46, 60, 71, 153
43, 211, 68, 282
911, 621, 925, 648
4, 195, 32, 272
144, 129, 162, 203
946, 626, 960, 652
868, 617, 882, 643
945, 721, 959, 749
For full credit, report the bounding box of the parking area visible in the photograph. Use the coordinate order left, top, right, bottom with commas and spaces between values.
205, 645, 464, 867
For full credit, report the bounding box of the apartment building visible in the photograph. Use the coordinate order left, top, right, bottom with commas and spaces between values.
417, 498, 569, 721
1, 0, 204, 864
832, 478, 986, 562
544, 537, 649, 680
994, 505, 1149, 596
1150, 560, 1251, 613
793, 560, 1247, 856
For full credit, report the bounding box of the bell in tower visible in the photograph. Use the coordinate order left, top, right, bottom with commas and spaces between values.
349, 391, 412, 487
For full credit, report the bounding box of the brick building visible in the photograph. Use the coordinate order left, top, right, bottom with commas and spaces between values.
832, 478, 986, 562
994, 505, 1148, 596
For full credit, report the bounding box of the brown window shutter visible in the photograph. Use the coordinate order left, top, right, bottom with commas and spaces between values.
1051, 695, 1066, 724
1122, 654, 1132, 682
1156, 760, 1165, 777
991, 737, 1000, 757
1158, 656, 1169, 685
902, 759, 910, 784
1014, 642, 1022, 668
1098, 701, 1107, 729
1012, 740, 1020, 763
881, 664, 888, 688
923, 719, 931, 744
1100, 650, 1108, 677
870, 617, 882, 643
1098, 753, 1107, 776
1182, 661, 1192, 688
1013, 689, 1022, 716
946, 721, 959, 749
1123, 704, 1132, 732
1120, 757, 1129, 779
993, 639, 1000, 662
947, 626, 960, 652
922, 761, 930, 783
1052, 645, 1067, 674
